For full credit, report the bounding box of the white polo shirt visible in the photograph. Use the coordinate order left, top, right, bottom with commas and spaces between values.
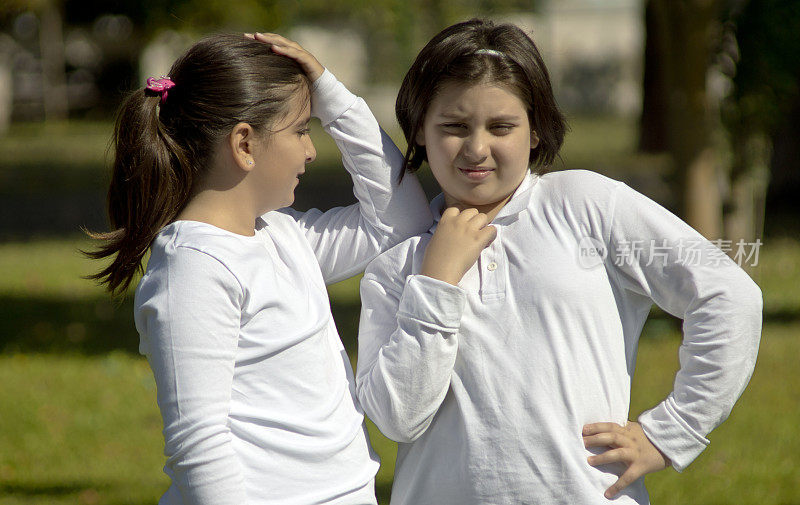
356, 169, 761, 505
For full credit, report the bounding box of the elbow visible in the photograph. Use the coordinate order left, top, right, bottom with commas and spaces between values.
718, 267, 763, 320
373, 413, 433, 444
747, 278, 763, 315
734, 273, 763, 323
386, 412, 434, 443
356, 382, 433, 444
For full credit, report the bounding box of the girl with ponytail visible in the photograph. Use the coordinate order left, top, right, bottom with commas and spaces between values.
87, 32, 431, 504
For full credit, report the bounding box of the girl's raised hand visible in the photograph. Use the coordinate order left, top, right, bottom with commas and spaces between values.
420, 207, 497, 286
247, 32, 324, 82
582, 421, 670, 499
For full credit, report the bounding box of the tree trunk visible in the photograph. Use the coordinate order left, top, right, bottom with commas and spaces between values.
39, 0, 68, 122
725, 132, 770, 245
639, 0, 669, 152
643, 0, 723, 239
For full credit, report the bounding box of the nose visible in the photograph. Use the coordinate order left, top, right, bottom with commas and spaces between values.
460, 130, 489, 164
305, 137, 316, 163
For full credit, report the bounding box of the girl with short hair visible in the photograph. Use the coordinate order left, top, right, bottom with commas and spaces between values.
356, 18, 761, 505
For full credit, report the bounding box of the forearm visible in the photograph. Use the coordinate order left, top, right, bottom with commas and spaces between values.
607, 183, 764, 471
357, 274, 463, 442
162, 416, 248, 503
298, 71, 430, 282
638, 269, 762, 471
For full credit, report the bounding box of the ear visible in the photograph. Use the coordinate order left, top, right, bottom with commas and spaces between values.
229, 122, 257, 171
415, 127, 426, 147
530, 130, 540, 149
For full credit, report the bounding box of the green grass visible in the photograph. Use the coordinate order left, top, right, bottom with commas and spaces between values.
1, 117, 797, 503
0, 324, 797, 504
0, 353, 167, 505
632, 323, 800, 504
0, 236, 798, 504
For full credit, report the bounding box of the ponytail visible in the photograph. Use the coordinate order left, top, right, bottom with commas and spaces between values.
85, 33, 308, 296
84, 89, 193, 295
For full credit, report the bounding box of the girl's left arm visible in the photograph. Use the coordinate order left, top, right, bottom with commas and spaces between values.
285, 69, 432, 283
586, 181, 762, 493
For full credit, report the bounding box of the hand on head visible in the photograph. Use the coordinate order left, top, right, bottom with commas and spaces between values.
420, 207, 497, 286
582, 421, 671, 499
246, 32, 324, 82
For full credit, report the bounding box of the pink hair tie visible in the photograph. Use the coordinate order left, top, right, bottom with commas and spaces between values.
146, 76, 175, 104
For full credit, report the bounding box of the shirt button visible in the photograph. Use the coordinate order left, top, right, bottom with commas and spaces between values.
487, 262, 498, 271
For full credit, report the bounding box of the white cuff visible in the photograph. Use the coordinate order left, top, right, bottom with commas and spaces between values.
638, 399, 710, 472
397, 275, 466, 332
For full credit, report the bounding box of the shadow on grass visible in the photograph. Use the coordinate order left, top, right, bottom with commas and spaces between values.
375, 481, 393, 504
1, 292, 797, 356
0, 294, 365, 356
0, 480, 104, 497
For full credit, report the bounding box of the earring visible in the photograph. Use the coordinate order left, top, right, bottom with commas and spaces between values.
246, 159, 254, 166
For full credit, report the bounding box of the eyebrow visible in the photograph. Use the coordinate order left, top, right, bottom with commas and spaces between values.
436, 112, 523, 121
293, 114, 312, 126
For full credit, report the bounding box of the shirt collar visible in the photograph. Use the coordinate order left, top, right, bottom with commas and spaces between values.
429, 171, 539, 230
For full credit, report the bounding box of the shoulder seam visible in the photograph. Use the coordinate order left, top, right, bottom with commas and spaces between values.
174, 245, 246, 299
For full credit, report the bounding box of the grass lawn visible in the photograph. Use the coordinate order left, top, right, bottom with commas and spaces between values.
1, 118, 797, 503
0, 237, 798, 504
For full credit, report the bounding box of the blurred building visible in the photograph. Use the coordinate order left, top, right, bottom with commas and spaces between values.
510, 0, 644, 117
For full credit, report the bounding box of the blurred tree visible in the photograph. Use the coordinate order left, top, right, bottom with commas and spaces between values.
639, 0, 726, 239
640, 0, 800, 245
282, 0, 536, 83
723, 0, 800, 242
1, 0, 537, 118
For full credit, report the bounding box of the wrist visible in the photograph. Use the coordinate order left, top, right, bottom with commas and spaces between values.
419, 268, 461, 286
307, 64, 324, 84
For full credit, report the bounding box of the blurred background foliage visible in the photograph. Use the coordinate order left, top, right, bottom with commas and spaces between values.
0, 0, 798, 504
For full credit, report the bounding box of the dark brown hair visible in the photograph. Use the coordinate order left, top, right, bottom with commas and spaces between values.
85, 33, 310, 295
396, 18, 566, 173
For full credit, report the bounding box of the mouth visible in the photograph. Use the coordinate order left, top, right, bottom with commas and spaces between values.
296, 171, 305, 180
458, 166, 494, 181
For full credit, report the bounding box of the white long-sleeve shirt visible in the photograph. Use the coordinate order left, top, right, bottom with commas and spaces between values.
134, 70, 432, 505
356, 170, 762, 505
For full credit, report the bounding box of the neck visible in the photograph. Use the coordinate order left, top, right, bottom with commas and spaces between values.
442, 188, 519, 222
177, 188, 258, 237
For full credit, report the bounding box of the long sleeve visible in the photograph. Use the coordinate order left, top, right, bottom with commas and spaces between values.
135, 246, 247, 504
281, 70, 432, 284
605, 182, 763, 472
356, 256, 465, 443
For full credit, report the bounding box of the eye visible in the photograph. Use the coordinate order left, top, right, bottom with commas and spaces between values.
297, 127, 311, 137
439, 123, 467, 134
491, 123, 516, 135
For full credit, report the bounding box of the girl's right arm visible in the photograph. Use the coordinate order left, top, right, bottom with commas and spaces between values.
253, 34, 432, 284
135, 247, 247, 504
355, 209, 495, 442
